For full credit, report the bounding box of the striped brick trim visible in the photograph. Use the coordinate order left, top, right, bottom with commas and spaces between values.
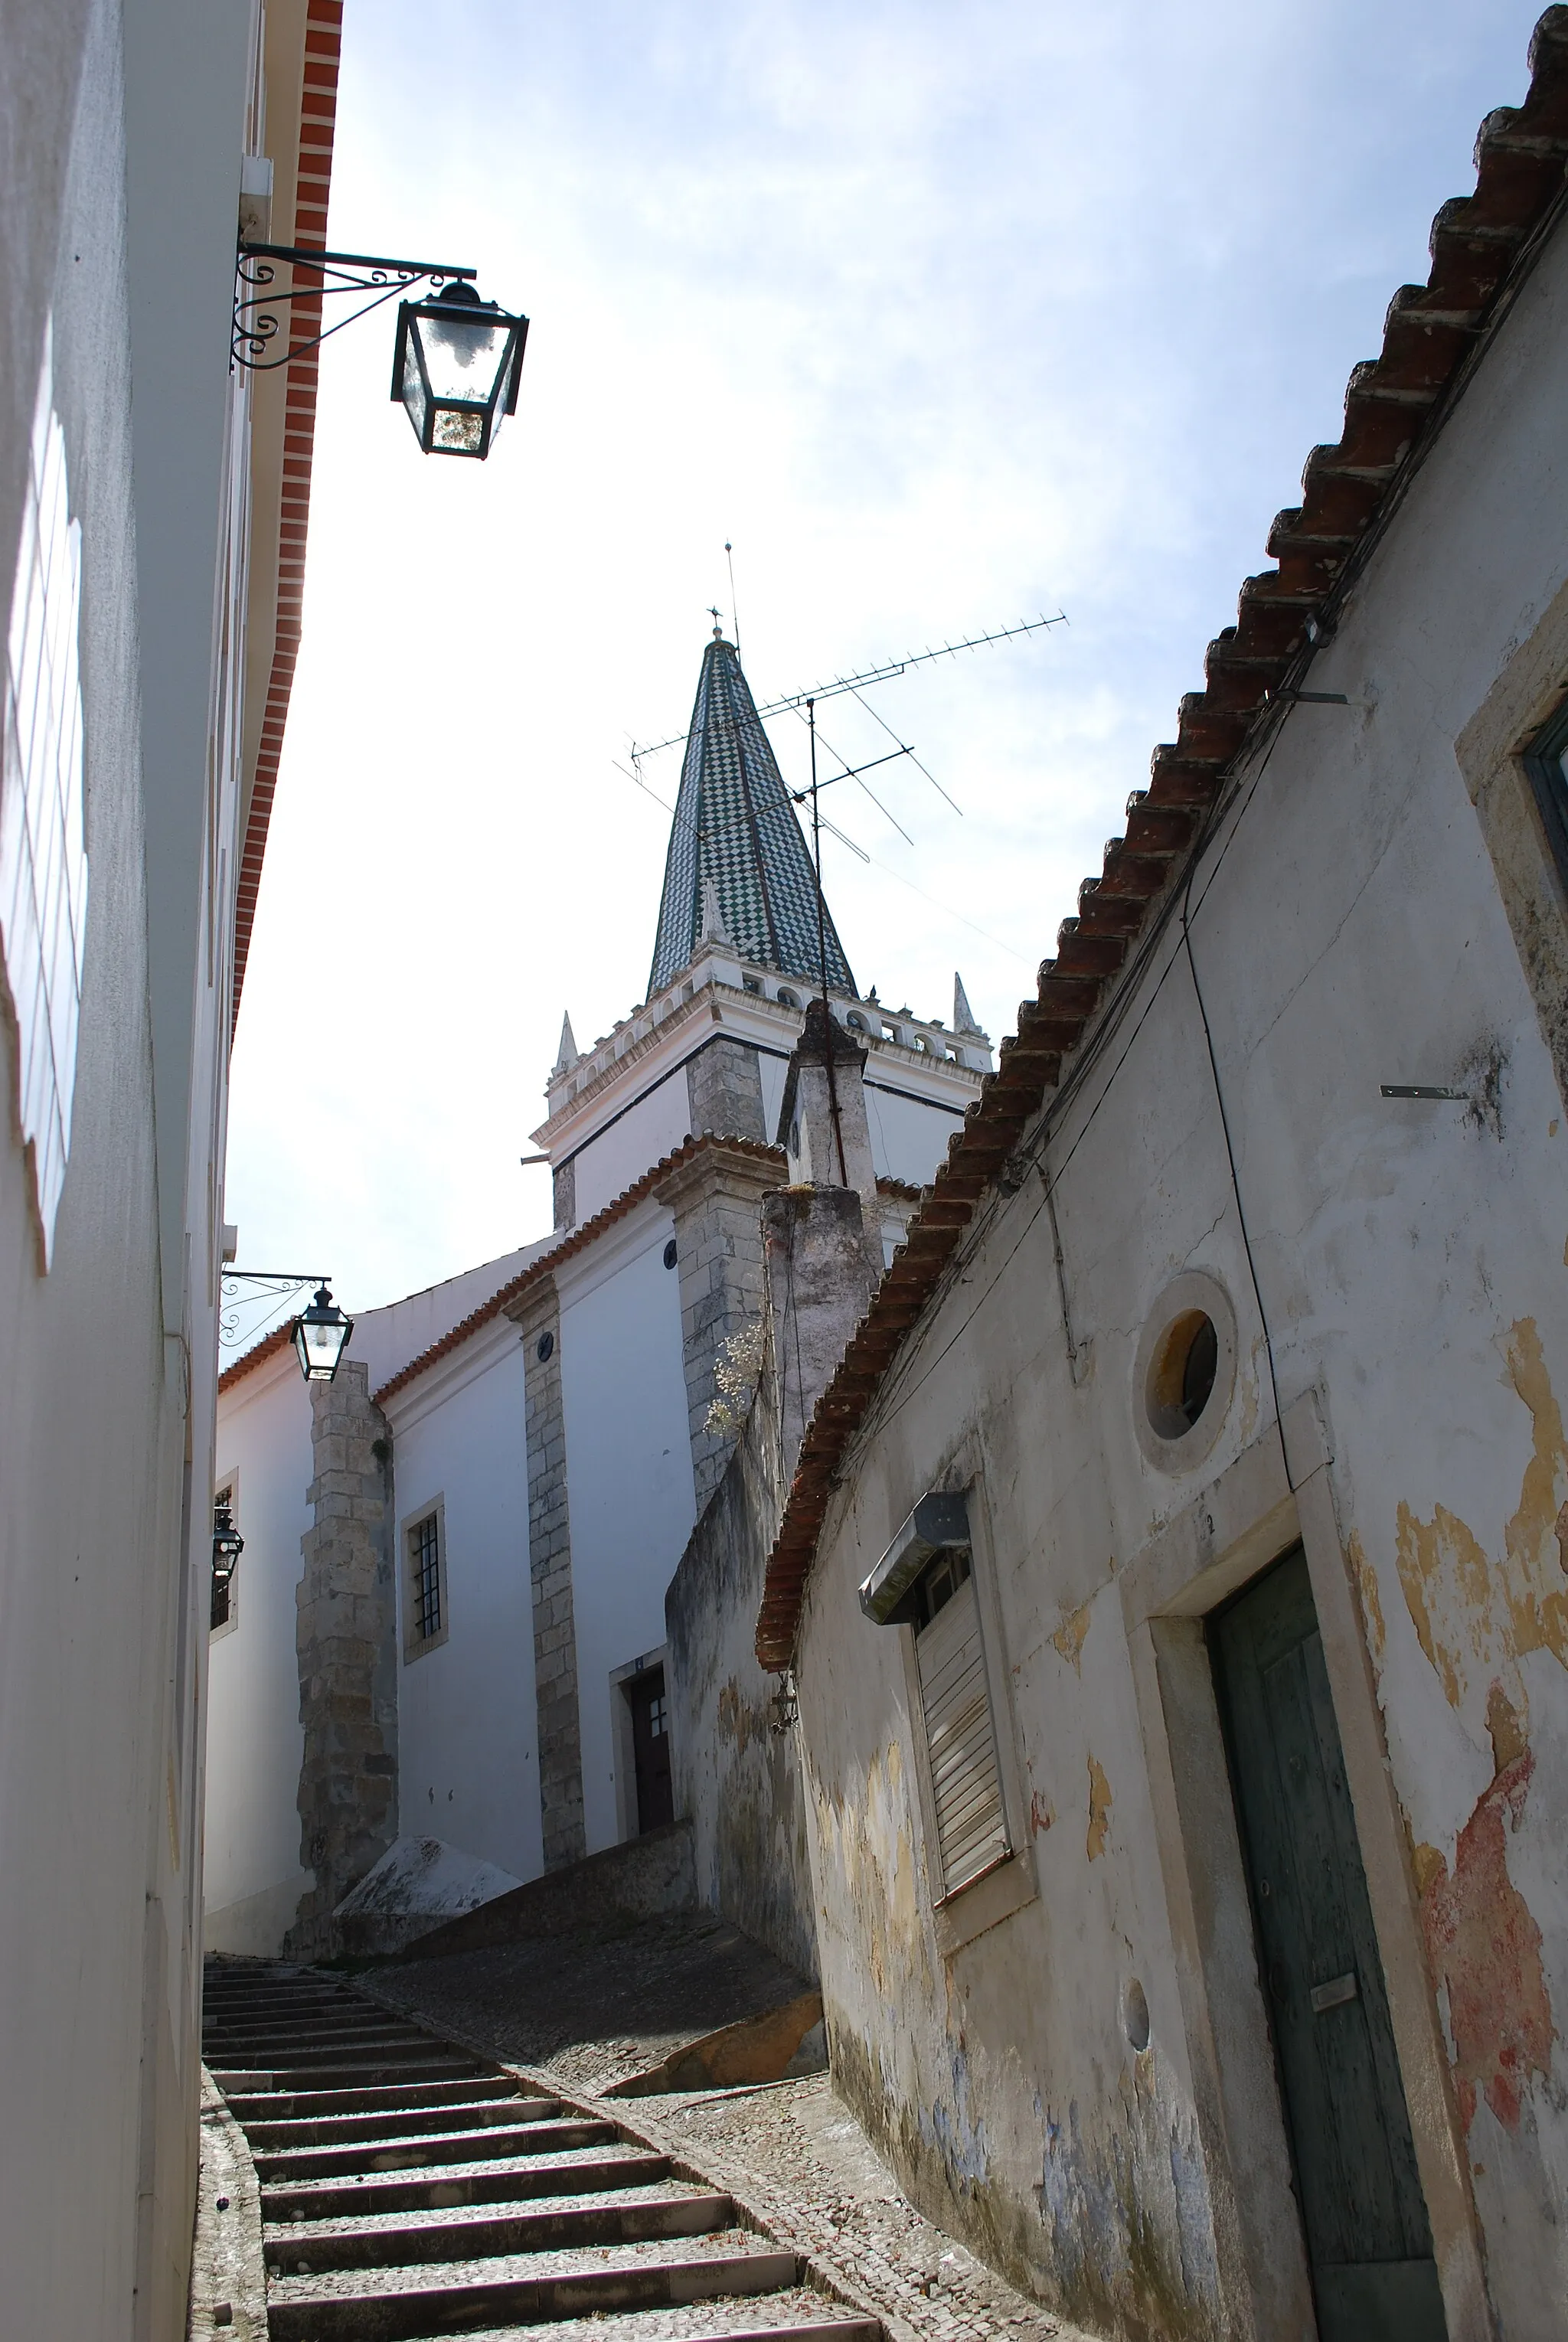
233, 0, 343, 1025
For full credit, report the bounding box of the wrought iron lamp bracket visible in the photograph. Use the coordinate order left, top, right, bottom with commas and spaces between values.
233, 243, 478, 374
220, 1268, 329, 1347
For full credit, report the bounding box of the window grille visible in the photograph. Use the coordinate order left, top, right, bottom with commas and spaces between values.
411, 1512, 441, 1641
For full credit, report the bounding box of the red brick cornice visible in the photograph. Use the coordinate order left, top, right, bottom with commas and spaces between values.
232, 0, 343, 1027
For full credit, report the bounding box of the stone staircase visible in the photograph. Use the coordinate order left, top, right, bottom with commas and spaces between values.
202, 1960, 879, 2342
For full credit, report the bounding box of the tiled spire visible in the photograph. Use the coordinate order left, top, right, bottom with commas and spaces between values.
648, 632, 855, 998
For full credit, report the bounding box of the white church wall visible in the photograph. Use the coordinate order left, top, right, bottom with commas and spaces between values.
570, 1072, 693, 1223
347, 1243, 541, 1393
386, 1321, 542, 1884
557, 1197, 697, 1853
205, 1346, 315, 1955
864, 1077, 967, 1188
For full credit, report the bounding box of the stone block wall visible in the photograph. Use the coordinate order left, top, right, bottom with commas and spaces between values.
515, 1280, 586, 1870
283, 1363, 398, 1960
686, 1035, 768, 1144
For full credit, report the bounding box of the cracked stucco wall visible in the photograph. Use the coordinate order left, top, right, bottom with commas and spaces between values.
792, 192, 1568, 2342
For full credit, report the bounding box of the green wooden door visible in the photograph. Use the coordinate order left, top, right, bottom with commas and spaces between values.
1211, 1548, 1447, 2342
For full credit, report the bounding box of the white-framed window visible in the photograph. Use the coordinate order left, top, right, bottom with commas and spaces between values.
1, 322, 89, 1266
403, 1496, 448, 1659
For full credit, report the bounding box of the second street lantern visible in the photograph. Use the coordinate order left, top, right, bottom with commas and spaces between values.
393, 280, 528, 459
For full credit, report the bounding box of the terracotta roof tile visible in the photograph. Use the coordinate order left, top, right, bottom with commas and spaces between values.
217, 1317, 297, 1394
755, 7, 1568, 1672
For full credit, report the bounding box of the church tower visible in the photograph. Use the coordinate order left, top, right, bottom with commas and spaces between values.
648, 626, 854, 998
535, 629, 991, 1234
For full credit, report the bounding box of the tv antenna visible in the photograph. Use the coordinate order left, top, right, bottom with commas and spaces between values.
611, 603, 1065, 976
628, 610, 1064, 763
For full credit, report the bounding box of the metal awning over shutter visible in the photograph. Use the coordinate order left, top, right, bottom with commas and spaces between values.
916, 1576, 1008, 1896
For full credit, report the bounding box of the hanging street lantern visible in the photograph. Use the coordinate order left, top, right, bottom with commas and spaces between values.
233, 248, 528, 463
392, 281, 528, 459
292, 1283, 354, 1382
211, 1496, 244, 1592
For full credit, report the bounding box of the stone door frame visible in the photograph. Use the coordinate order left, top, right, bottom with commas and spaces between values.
1117, 1391, 1494, 2342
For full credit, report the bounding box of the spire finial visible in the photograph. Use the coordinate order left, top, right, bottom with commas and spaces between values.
707, 605, 724, 640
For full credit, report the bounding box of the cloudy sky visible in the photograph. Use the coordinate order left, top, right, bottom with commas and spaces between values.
224, 0, 1541, 1339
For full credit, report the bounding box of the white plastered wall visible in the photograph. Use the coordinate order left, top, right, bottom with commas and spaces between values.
557, 1200, 697, 1854
205, 1346, 314, 1953
385, 1324, 542, 1883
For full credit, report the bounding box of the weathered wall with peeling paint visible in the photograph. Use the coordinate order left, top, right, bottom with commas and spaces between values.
793, 198, 1568, 2342
667, 1344, 818, 1979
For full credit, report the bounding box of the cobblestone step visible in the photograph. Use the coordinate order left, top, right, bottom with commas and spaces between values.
206, 2023, 435, 2055
243, 2093, 557, 2150
265, 2243, 802, 2341
263, 2188, 734, 2275
205, 1959, 880, 2342
416, 2315, 881, 2342
253, 2115, 616, 2182
260, 2147, 669, 2224
211, 2054, 485, 2091
229, 2074, 524, 2121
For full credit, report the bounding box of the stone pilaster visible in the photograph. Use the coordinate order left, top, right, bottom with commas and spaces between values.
284, 1362, 398, 1960
512, 1279, 586, 1870
686, 1035, 767, 1142
655, 1140, 785, 1512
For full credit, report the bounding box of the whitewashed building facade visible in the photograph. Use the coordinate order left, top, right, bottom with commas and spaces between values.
206, 627, 991, 1951
755, 24, 1568, 2342
0, 2, 342, 2332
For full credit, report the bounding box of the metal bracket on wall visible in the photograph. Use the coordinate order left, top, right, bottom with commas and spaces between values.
232, 243, 477, 372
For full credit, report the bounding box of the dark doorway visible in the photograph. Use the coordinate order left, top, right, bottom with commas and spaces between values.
626, 1665, 674, 1834
1210, 1547, 1447, 2342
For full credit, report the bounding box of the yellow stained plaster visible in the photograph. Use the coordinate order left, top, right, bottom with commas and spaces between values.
1086, 1754, 1112, 1861
1050, 1600, 1092, 1672
1348, 1529, 1387, 1669
1395, 1318, 1568, 1736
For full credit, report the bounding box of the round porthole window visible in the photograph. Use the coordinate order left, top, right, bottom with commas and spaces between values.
1132, 1272, 1236, 1473
535, 1330, 555, 1363
662, 1239, 678, 1270
1146, 1310, 1218, 1439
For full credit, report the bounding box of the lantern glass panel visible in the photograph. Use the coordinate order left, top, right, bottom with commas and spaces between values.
400, 335, 428, 443
432, 407, 486, 455
293, 1298, 351, 1382
419, 307, 512, 404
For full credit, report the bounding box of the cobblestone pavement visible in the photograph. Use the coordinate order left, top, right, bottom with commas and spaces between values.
628, 2074, 1096, 2342
366, 1933, 1100, 2342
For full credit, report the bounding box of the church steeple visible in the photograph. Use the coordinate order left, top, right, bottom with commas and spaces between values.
647, 630, 856, 999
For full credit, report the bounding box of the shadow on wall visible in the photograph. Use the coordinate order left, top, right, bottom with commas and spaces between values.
665, 1341, 819, 1982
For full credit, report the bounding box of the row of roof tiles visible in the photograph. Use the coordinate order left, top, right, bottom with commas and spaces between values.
233, 0, 342, 1024
754, 7, 1568, 1671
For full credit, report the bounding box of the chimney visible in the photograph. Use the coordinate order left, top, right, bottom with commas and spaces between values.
776, 998, 883, 1284
763, 1187, 874, 1478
